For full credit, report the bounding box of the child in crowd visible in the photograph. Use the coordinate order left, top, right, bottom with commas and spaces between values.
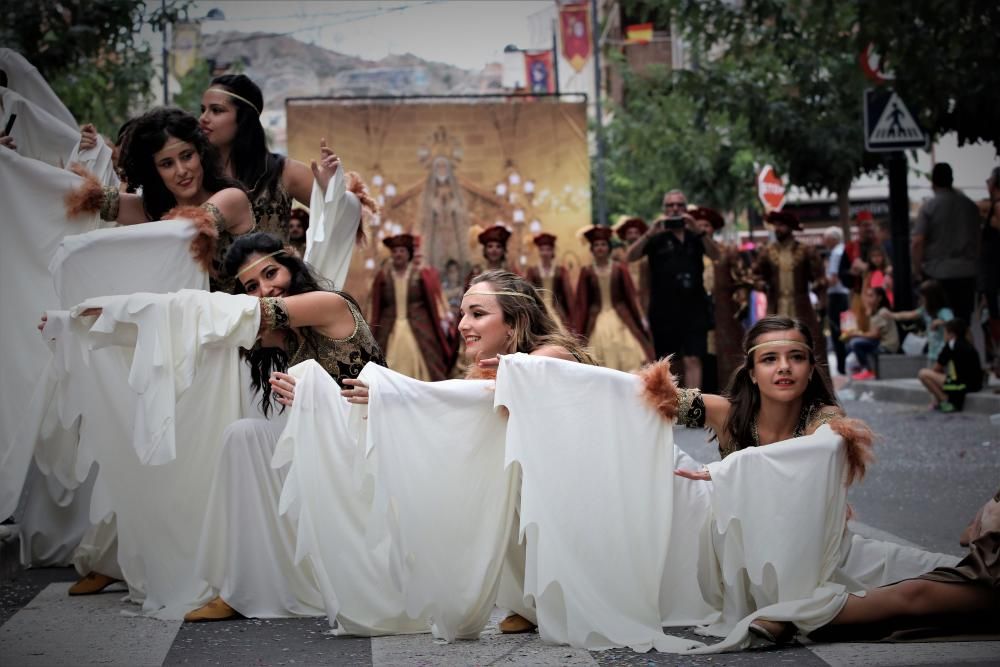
889, 279, 955, 365
917, 318, 983, 412
844, 286, 899, 380
865, 245, 893, 307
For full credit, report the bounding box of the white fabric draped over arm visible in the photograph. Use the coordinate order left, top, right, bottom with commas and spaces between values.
305, 166, 361, 290
272, 359, 429, 636
0, 48, 77, 129
0, 150, 100, 519
494, 354, 712, 653
360, 364, 517, 642
0, 88, 80, 167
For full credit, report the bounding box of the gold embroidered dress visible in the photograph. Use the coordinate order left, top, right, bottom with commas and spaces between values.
579, 264, 650, 372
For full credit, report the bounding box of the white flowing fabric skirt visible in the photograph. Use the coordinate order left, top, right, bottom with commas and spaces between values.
274, 360, 433, 636
195, 416, 325, 618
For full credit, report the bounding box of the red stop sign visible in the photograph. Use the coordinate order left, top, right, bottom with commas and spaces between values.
757, 165, 786, 211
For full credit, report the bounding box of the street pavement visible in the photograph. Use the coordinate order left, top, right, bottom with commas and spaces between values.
1, 398, 998, 666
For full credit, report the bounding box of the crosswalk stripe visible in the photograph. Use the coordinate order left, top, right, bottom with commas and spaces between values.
370, 609, 597, 666
0, 583, 181, 666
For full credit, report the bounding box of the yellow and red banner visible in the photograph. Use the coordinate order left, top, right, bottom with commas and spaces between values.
625, 22, 653, 45
559, 3, 591, 73
524, 50, 555, 93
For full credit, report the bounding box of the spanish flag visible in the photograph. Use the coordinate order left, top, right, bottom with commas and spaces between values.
625, 23, 653, 45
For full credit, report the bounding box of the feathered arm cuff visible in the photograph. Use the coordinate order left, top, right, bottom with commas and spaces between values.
65, 164, 117, 220
828, 417, 875, 487
163, 204, 220, 276
638, 357, 705, 428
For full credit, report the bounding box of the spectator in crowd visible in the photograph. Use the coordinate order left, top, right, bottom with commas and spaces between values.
626, 189, 719, 387
917, 318, 983, 413
840, 210, 879, 332
865, 244, 893, 307
824, 226, 849, 375
979, 166, 1000, 378
844, 286, 899, 381
889, 279, 955, 366
912, 162, 981, 323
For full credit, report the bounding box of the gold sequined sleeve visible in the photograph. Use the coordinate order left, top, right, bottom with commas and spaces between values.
806, 405, 842, 433
201, 201, 227, 231
677, 388, 707, 429
259, 297, 290, 333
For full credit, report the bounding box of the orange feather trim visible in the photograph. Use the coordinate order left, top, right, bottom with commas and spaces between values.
346, 171, 376, 246
163, 205, 219, 276
638, 356, 679, 421
64, 164, 105, 218
829, 417, 876, 487
465, 365, 498, 381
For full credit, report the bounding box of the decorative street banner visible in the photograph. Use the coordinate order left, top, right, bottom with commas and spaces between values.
559, 3, 591, 73
524, 50, 555, 93
170, 21, 202, 79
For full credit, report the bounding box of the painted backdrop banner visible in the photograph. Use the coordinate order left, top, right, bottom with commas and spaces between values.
287, 97, 590, 304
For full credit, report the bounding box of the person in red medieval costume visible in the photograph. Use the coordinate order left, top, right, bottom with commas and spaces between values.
575, 225, 654, 371
752, 210, 828, 373
615, 216, 651, 314
695, 205, 751, 388
467, 223, 519, 286
524, 232, 575, 331
370, 233, 453, 380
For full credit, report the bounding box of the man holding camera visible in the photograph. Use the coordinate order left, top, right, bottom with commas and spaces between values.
626, 189, 719, 388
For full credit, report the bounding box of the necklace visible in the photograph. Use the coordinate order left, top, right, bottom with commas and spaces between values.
751, 403, 812, 447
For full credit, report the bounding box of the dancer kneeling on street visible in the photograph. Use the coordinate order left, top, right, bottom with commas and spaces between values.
184, 231, 386, 622
273, 270, 596, 634
641, 315, 870, 643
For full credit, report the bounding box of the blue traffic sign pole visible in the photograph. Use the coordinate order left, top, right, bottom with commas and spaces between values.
887, 152, 914, 310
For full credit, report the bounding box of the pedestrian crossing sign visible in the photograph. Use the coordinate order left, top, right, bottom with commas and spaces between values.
864, 88, 928, 152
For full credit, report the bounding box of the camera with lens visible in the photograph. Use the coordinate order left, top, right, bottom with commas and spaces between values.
664, 215, 685, 230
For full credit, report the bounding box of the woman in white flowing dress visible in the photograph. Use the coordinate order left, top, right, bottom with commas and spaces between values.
60, 107, 254, 596
644, 314, 942, 647
271, 270, 596, 633
66, 107, 255, 292
183, 230, 388, 622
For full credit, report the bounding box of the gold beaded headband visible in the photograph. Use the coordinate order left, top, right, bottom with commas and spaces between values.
206, 88, 262, 116
237, 250, 284, 279
463, 289, 535, 299
747, 339, 811, 356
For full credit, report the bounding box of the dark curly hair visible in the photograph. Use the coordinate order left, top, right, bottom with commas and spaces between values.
225, 232, 365, 417
208, 74, 285, 203
118, 107, 242, 221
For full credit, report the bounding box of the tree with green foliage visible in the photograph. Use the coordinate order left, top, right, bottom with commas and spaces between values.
663, 0, 882, 228
0, 0, 192, 136
603, 63, 760, 223
172, 59, 214, 118
858, 1, 1000, 150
